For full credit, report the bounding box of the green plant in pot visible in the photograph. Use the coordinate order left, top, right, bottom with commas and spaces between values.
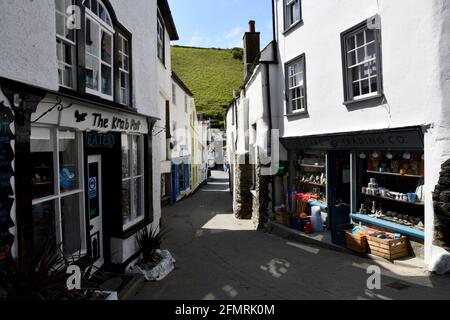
135, 226, 167, 270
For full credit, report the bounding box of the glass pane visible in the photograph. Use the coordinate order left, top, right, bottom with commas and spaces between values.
132, 136, 142, 176
63, 66, 74, 88
366, 29, 375, 43
352, 81, 361, 97
361, 63, 370, 79
84, 0, 91, 10
101, 31, 112, 64
61, 194, 82, 255
123, 38, 129, 55
101, 64, 112, 95
56, 12, 65, 37
63, 42, 73, 65
347, 35, 356, 50
88, 162, 100, 219
368, 60, 377, 76
351, 66, 359, 81
361, 79, 370, 95
370, 77, 378, 93
91, 0, 98, 15
56, 41, 63, 62
59, 130, 79, 193
356, 31, 365, 47
357, 47, 366, 63
32, 201, 56, 254
121, 135, 130, 178
122, 180, 131, 225
132, 178, 143, 219
366, 42, 376, 60
98, 3, 106, 22
31, 127, 55, 200
55, 0, 65, 12
348, 51, 356, 66
85, 54, 99, 90
86, 19, 99, 56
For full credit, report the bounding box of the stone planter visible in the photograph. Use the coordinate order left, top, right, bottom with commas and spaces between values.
129, 250, 176, 282
90, 291, 119, 300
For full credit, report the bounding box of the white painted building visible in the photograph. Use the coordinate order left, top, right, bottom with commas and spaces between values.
227, 1, 450, 270
0, 0, 172, 272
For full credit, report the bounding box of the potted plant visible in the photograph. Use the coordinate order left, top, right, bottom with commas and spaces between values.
0, 239, 117, 301
129, 227, 176, 281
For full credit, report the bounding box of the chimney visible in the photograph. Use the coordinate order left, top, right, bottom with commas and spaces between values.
243, 20, 260, 80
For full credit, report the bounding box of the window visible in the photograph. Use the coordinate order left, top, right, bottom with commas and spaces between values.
284, 0, 301, 30
118, 34, 130, 105
84, 0, 114, 100
55, 0, 76, 89
285, 54, 307, 114
172, 84, 176, 104
31, 127, 85, 256
157, 17, 165, 63
121, 134, 145, 230
342, 16, 382, 103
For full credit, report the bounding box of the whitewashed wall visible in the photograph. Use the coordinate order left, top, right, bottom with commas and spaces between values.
171, 80, 193, 160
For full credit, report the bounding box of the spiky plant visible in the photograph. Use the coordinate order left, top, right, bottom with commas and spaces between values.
135, 226, 166, 264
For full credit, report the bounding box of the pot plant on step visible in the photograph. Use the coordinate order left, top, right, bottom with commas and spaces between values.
129, 226, 176, 282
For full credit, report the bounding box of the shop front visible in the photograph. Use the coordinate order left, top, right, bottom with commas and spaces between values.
279, 126, 426, 261
171, 156, 191, 203
0, 79, 157, 271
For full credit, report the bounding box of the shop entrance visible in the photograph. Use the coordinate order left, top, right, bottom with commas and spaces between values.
87, 155, 104, 268
327, 151, 352, 231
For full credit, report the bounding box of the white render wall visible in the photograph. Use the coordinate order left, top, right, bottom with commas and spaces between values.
274, 0, 442, 138
171, 79, 193, 160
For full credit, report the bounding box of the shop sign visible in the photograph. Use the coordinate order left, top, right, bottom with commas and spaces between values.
86, 132, 117, 148
0, 101, 15, 270
281, 128, 424, 151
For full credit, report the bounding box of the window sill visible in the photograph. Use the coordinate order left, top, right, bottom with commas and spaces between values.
122, 218, 147, 239
286, 109, 308, 118
283, 19, 304, 36
343, 94, 385, 107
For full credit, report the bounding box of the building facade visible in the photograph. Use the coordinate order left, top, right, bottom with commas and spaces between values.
227, 0, 450, 270
0, 0, 172, 272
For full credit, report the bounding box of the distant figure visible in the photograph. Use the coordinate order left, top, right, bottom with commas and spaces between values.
223, 153, 229, 173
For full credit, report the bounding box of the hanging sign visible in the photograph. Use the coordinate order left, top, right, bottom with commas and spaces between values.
0, 101, 15, 270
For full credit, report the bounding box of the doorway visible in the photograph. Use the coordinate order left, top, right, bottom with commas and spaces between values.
87, 155, 104, 268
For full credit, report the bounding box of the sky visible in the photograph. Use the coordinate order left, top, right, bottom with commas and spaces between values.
168, 0, 273, 49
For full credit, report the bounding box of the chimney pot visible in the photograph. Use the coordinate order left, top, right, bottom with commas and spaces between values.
249, 20, 256, 33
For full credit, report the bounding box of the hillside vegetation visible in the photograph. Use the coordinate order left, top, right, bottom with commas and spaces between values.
171, 46, 244, 129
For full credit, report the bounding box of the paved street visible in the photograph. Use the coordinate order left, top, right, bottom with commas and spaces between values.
133, 171, 450, 300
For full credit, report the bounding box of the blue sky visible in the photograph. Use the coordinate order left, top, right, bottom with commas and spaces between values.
168, 0, 273, 49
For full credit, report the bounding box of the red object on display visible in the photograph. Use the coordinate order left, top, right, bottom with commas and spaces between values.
304, 222, 314, 234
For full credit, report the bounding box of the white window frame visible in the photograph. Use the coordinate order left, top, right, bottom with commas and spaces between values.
122, 134, 145, 231
56, 0, 77, 89
118, 33, 130, 105
31, 125, 87, 256
286, 55, 307, 114
84, 4, 115, 101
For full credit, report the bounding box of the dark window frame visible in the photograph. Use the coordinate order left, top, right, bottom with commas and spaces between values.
341, 15, 384, 106
283, 0, 303, 34
284, 53, 308, 116
157, 13, 165, 65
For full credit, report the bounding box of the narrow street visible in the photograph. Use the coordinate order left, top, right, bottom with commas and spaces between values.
134, 171, 450, 300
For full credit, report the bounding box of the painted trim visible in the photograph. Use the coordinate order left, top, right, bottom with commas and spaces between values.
284, 53, 308, 116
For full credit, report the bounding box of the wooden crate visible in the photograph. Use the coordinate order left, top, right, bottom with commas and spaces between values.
345, 231, 368, 254
275, 212, 291, 227
366, 234, 409, 261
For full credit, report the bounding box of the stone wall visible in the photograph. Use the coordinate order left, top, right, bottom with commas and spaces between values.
233, 154, 253, 219
252, 162, 271, 230
433, 159, 450, 252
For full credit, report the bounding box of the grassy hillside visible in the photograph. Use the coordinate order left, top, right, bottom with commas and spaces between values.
171, 46, 244, 129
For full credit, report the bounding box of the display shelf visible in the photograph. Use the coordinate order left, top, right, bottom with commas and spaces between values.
363, 193, 424, 207
301, 164, 325, 169
367, 170, 424, 179
350, 213, 425, 240
298, 181, 326, 188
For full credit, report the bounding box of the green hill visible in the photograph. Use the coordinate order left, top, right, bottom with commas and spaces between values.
171, 46, 244, 129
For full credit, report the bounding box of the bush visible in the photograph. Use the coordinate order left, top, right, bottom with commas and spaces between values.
231, 47, 243, 60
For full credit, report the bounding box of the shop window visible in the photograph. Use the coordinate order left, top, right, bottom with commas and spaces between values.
357, 151, 425, 232
55, 0, 76, 89
285, 54, 307, 114
295, 151, 327, 207
341, 16, 383, 103
31, 127, 86, 256
121, 134, 145, 230
284, 0, 302, 31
